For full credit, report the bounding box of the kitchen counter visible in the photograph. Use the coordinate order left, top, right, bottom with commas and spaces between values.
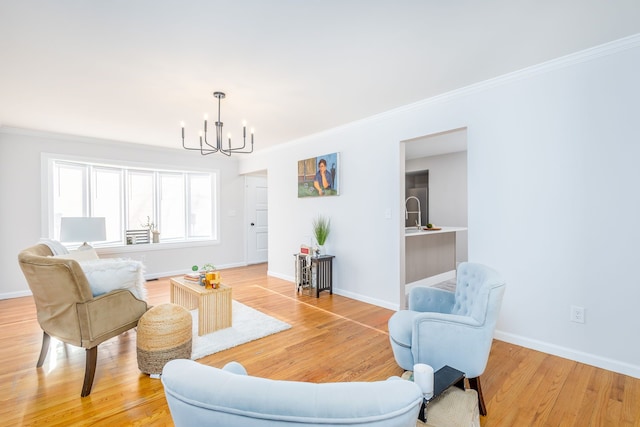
405, 226, 467, 237
405, 226, 467, 285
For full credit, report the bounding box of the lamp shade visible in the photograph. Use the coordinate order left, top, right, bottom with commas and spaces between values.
60, 217, 106, 243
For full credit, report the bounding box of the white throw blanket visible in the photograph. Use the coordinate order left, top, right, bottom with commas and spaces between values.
39, 238, 69, 255
49, 244, 147, 301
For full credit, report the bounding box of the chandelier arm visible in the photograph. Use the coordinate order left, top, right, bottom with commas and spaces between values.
203, 132, 219, 152
221, 145, 254, 154
221, 146, 254, 154
199, 148, 222, 156
181, 90, 253, 156
221, 132, 254, 153
183, 137, 210, 152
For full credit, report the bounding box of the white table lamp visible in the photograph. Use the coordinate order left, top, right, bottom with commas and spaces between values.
60, 217, 106, 250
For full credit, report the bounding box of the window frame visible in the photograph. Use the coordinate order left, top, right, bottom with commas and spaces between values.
42, 152, 220, 250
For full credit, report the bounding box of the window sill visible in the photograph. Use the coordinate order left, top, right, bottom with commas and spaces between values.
96, 239, 219, 256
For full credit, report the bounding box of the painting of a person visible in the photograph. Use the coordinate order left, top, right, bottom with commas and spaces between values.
297, 152, 339, 198
313, 158, 333, 195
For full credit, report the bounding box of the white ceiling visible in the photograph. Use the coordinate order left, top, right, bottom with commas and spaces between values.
1, 1, 639, 154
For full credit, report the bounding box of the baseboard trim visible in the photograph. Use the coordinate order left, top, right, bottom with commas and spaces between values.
233, 271, 640, 378
0, 290, 32, 300
494, 330, 640, 379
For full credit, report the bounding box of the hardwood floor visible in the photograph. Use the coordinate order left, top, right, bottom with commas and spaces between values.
1, 263, 639, 426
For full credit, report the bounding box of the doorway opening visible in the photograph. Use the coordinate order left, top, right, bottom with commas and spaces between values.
399, 127, 468, 308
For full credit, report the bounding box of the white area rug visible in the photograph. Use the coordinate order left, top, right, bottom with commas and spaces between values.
190, 300, 291, 360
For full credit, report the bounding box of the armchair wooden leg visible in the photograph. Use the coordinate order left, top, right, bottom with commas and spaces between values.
36, 331, 51, 368
468, 376, 487, 416
81, 347, 98, 397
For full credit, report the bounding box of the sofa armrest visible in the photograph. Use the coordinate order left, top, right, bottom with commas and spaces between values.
222, 361, 247, 375
77, 289, 148, 347
411, 312, 492, 378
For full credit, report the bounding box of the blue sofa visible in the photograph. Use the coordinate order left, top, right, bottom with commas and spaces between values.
162, 359, 423, 426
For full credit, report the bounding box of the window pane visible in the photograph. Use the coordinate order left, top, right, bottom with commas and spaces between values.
93, 167, 122, 243
48, 157, 217, 246
53, 163, 86, 239
188, 174, 213, 238
128, 171, 154, 230
160, 173, 185, 239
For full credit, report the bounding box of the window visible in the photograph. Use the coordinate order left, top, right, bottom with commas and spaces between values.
47, 156, 218, 247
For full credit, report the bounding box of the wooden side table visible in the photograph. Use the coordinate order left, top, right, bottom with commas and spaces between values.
294, 254, 334, 297
170, 277, 232, 336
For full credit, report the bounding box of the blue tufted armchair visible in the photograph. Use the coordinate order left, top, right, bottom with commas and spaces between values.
388, 262, 505, 415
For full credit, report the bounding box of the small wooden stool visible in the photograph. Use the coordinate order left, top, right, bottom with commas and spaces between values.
137, 303, 192, 375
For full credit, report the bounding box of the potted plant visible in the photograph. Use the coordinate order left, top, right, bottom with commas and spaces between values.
312, 215, 331, 256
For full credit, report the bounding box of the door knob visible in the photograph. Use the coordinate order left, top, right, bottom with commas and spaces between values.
250, 222, 255, 226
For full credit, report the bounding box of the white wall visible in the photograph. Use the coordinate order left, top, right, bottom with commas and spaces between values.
240, 35, 640, 378
0, 129, 248, 298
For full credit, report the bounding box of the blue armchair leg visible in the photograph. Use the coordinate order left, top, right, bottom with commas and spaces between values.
468, 377, 487, 416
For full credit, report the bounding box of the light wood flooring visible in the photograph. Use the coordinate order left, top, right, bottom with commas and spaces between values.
1, 263, 639, 426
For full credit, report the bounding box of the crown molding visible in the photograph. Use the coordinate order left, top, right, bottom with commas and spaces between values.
392, 33, 640, 115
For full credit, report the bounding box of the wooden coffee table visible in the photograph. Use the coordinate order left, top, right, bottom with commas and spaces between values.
170, 277, 232, 336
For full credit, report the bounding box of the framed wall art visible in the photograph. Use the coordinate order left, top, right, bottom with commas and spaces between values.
297, 152, 339, 198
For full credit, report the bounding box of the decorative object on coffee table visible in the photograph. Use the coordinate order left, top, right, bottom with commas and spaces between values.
137, 303, 192, 375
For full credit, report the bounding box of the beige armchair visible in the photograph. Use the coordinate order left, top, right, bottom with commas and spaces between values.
18, 244, 149, 397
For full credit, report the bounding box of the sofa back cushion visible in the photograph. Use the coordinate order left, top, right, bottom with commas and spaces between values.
162, 359, 423, 427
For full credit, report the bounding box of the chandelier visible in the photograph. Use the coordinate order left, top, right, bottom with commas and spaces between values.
181, 91, 254, 156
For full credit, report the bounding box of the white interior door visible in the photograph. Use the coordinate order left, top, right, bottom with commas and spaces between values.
246, 175, 268, 264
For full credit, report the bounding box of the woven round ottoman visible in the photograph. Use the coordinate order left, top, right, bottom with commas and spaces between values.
137, 303, 192, 375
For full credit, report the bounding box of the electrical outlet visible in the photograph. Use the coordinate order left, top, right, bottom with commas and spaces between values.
570, 305, 585, 323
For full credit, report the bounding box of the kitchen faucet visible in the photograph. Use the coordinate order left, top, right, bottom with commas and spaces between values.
405, 196, 421, 229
